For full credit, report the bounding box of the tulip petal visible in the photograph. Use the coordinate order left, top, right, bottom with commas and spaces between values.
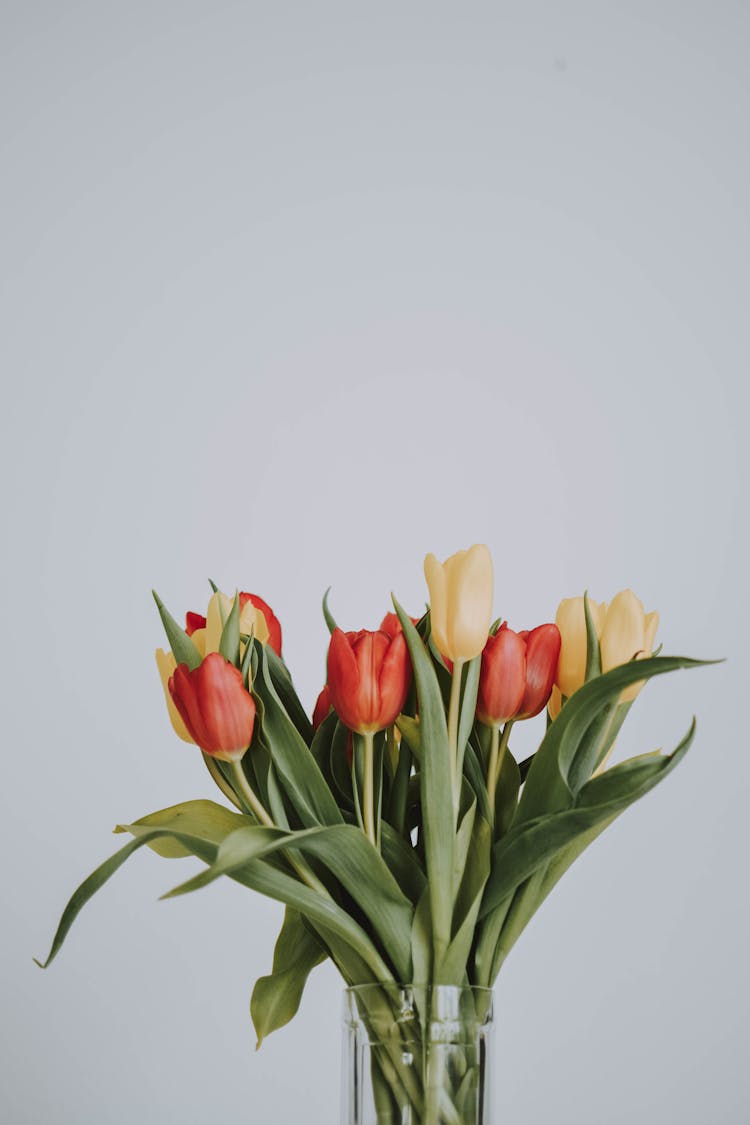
518, 624, 561, 719
155, 649, 194, 743
555, 597, 591, 698
424, 553, 449, 659
600, 590, 646, 672
205, 591, 234, 655
327, 628, 362, 731
446, 544, 494, 663
477, 628, 526, 725
376, 631, 411, 729
169, 652, 256, 761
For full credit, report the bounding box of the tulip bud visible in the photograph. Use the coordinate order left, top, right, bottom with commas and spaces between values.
477, 626, 526, 725
326, 628, 411, 734
477, 622, 560, 726
203, 589, 282, 657
554, 596, 608, 699
552, 590, 659, 714
379, 611, 419, 639
599, 590, 659, 702
169, 652, 256, 762
312, 684, 333, 730
424, 544, 494, 663
186, 612, 207, 636
516, 624, 562, 718
155, 648, 194, 743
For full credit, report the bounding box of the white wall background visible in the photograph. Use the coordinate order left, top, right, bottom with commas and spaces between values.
2, 2, 748, 1122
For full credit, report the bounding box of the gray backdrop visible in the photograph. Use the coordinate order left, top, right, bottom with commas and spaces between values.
2, 2, 748, 1122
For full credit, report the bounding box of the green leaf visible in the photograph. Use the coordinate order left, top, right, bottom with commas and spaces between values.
455, 656, 481, 784
322, 587, 338, 634
36, 801, 250, 968
441, 818, 491, 983
266, 645, 314, 743
163, 823, 415, 982
583, 591, 601, 680
219, 592, 241, 665
118, 799, 248, 856
396, 715, 422, 764
152, 591, 202, 670
393, 597, 454, 964
380, 823, 426, 904
494, 747, 520, 839
253, 644, 343, 828
479, 721, 696, 920
251, 908, 327, 1047
517, 655, 709, 823
462, 738, 492, 824
411, 888, 433, 985
386, 739, 412, 837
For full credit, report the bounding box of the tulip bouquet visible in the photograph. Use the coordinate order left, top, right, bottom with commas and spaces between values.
39, 546, 709, 1125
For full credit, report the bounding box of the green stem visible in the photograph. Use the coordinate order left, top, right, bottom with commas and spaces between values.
230, 761, 331, 899
487, 720, 513, 825
231, 760, 275, 826
363, 731, 377, 848
447, 658, 465, 816
202, 754, 242, 810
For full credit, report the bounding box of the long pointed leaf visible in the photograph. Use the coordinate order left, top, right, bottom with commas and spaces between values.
480, 721, 696, 919
250, 908, 326, 1047
393, 597, 454, 965
253, 644, 342, 827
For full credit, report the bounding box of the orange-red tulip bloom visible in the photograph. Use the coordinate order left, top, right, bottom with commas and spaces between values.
379, 611, 419, 639
312, 684, 333, 730
327, 628, 411, 734
477, 623, 561, 726
169, 652, 256, 762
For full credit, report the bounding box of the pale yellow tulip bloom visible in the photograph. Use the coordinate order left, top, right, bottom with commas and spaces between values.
600, 590, 659, 702
554, 596, 608, 698
552, 589, 658, 712
204, 590, 270, 655
155, 648, 193, 743
424, 544, 494, 662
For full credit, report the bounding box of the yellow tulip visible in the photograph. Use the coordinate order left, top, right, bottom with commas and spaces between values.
424, 544, 494, 663
204, 590, 270, 655
155, 648, 194, 743
554, 596, 608, 699
600, 590, 659, 702
551, 589, 659, 713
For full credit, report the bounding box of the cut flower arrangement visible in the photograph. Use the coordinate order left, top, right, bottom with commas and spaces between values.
39, 545, 711, 1125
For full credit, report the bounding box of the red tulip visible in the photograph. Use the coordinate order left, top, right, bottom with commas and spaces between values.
516, 625, 562, 719
312, 684, 333, 730
239, 592, 282, 657
185, 611, 206, 636
327, 628, 411, 734
477, 622, 561, 726
169, 652, 256, 762
379, 611, 419, 638
184, 594, 281, 655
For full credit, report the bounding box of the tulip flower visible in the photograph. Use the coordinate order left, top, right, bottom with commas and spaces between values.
423, 544, 493, 663
312, 684, 333, 730
550, 590, 659, 718
155, 648, 194, 743
201, 590, 282, 657
477, 623, 561, 726
327, 627, 411, 847
169, 652, 256, 762
379, 611, 420, 639
600, 590, 659, 703
327, 628, 411, 735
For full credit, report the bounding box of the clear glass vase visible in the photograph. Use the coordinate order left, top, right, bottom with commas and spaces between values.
341, 985, 494, 1125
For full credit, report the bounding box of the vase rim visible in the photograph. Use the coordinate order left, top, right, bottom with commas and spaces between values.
344, 983, 493, 997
